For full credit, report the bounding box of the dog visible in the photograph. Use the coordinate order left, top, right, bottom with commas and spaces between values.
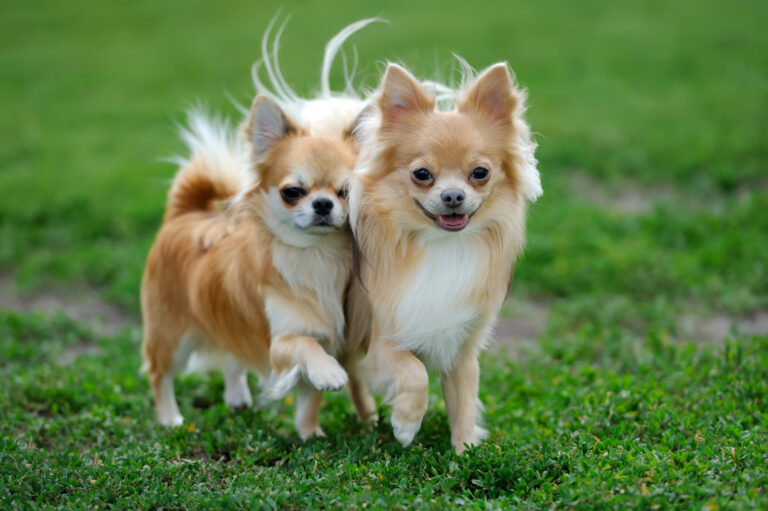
141, 19, 379, 438
349, 61, 542, 453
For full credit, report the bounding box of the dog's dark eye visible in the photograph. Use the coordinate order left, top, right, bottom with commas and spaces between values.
337, 187, 348, 199
411, 168, 433, 184
470, 167, 490, 182
280, 186, 306, 202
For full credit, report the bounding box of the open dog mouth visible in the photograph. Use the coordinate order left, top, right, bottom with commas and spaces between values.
414, 200, 471, 232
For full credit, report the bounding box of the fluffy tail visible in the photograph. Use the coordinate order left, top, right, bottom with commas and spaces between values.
164, 109, 248, 221
251, 15, 384, 127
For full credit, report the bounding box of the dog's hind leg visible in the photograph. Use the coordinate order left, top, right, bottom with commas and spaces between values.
142, 329, 198, 426
223, 355, 253, 410
342, 356, 378, 425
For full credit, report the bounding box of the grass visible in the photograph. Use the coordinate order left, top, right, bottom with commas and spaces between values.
1, 312, 766, 509
1, 0, 767, 508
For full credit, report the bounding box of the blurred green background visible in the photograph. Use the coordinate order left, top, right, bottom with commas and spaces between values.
2, 0, 766, 331
1, 1, 767, 508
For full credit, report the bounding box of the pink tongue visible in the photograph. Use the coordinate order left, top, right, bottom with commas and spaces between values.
438, 214, 468, 229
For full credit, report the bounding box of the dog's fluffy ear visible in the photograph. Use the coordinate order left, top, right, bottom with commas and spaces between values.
378, 63, 434, 129
247, 94, 296, 159
459, 63, 518, 128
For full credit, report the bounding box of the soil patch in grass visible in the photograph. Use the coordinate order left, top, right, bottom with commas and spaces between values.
0, 274, 136, 336
678, 311, 768, 344
492, 298, 550, 357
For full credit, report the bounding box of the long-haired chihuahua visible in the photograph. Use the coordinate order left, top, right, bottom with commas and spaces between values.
349, 61, 541, 453
141, 19, 379, 439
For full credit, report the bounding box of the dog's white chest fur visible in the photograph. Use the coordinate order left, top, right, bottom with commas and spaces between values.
387, 236, 486, 372
265, 238, 350, 355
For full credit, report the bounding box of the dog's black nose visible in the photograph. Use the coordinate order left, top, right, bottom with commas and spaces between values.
312, 197, 334, 216
441, 188, 465, 209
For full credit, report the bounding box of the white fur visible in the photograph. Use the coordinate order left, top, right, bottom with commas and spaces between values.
259, 188, 348, 247
171, 109, 251, 194
291, 191, 347, 231
474, 397, 489, 442
320, 18, 384, 97
267, 235, 351, 350
252, 16, 378, 138
184, 347, 254, 409
224, 356, 253, 409
391, 415, 422, 446
184, 349, 227, 374
301, 97, 367, 139
156, 376, 183, 427
261, 357, 347, 401
264, 296, 319, 339
261, 365, 301, 402
385, 236, 486, 372
260, 189, 320, 247
304, 356, 348, 392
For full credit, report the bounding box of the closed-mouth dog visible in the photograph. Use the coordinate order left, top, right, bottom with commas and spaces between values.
349, 61, 542, 453
140, 19, 379, 438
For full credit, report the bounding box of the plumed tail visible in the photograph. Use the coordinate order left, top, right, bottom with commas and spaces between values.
164, 109, 248, 221
251, 16, 383, 136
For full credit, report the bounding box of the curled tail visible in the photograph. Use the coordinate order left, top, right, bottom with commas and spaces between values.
165, 110, 248, 221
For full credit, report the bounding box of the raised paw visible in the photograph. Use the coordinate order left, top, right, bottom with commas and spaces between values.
306, 356, 348, 391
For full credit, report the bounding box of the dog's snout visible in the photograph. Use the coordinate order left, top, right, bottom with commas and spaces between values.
441, 189, 465, 209
312, 197, 334, 216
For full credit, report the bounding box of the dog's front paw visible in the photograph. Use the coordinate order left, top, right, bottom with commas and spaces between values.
451, 426, 487, 454
296, 424, 326, 441
306, 356, 348, 391
156, 410, 184, 427
391, 416, 422, 447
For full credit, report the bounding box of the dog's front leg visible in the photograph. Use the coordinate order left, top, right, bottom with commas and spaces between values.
345, 357, 378, 425
441, 353, 487, 454
363, 333, 428, 447
294, 380, 325, 439
270, 334, 349, 392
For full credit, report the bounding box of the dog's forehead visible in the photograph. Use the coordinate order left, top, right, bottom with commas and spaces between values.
419, 114, 484, 167
290, 137, 355, 186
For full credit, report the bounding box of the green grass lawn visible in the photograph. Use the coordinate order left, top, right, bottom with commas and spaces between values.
1, 0, 767, 508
